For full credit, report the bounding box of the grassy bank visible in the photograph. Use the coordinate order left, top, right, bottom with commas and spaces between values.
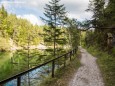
86, 46, 115, 86
40, 51, 81, 86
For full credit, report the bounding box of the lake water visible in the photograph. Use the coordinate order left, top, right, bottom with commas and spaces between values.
4, 64, 52, 86
0, 49, 62, 86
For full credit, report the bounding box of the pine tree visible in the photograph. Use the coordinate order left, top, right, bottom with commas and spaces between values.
0, 5, 8, 38
41, 0, 67, 57
0, 5, 7, 18
86, 0, 106, 48
104, 0, 115, 27
87, 0, 105, 27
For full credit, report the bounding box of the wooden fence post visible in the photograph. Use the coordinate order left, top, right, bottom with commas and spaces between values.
64, 54, 66, 67
52, 60, 55, 78
70, 52, 72, 61
17, 76, 21, 86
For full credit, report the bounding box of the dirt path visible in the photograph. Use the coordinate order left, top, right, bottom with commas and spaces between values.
69, 47, 104, 86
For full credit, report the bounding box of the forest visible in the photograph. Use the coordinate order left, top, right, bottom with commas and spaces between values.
84, 0, 115, 49
0, 0, 80, 85
82, 0, 115, 86
0, 0, 115, 86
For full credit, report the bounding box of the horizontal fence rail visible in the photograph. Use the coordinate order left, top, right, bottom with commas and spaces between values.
0, 48, 78, 86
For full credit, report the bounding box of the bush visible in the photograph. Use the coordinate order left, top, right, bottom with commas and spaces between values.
111, 47, 115, 56
0, 37, 10, 52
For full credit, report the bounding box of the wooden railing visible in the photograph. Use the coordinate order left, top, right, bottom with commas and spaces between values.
0, 48, 77, 86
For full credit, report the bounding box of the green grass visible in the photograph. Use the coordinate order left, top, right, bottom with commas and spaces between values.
86, 46, 115, 86
40, 51, 81, 86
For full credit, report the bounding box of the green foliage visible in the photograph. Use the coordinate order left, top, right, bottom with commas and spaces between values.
87, 0, 105, 27
65, 18, 80, 49
104, 0, 115, 26
0, 52, 11, 66
0, 4, 80, 83
84, 30, 95, 47
111, 47, 115, 56
41, 0, 67, 57
0, 6, 45, 81
86, 0, 115, 50
0, 37, 10, 52
0, 6, 44, 51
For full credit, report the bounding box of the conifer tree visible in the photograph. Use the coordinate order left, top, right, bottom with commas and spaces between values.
87, 0, 105, 27
41, 0, 67, 57
0, 5, 8, 38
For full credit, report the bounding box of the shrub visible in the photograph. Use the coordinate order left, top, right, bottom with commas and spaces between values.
0, 37, 10, 52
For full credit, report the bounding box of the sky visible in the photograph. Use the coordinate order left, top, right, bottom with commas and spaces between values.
0, 0, 93, 26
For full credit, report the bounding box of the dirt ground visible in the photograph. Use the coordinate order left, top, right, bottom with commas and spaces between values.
69, 47, 104, 86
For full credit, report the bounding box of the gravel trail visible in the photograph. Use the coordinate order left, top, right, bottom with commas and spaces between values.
69, 47, 104, 86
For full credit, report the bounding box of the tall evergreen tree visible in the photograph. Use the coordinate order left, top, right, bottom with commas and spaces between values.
104, 0, 115, 27
0, 5, 8, 38
87, 0, 105, 27
86, 0, 115, 49
87, 0, 105, 47
41, 0, 67, 57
